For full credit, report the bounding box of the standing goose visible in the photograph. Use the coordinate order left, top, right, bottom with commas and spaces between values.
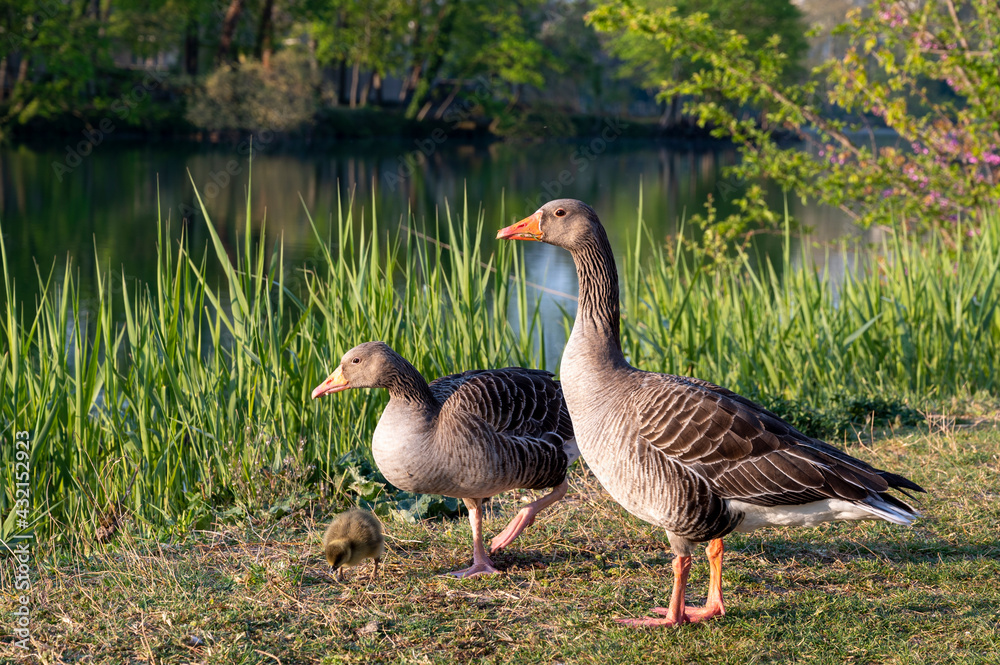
497, 199, 924, 626
311, 341, 578, 578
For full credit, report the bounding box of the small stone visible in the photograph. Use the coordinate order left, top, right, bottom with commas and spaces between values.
358, 620, 380, 635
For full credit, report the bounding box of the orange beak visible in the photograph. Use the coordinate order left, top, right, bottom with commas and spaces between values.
496, 211, 543, 242
311, 366, 350, 399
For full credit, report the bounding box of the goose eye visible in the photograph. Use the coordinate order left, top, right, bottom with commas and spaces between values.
555, 209, 566, 217
351, 357, 361, 364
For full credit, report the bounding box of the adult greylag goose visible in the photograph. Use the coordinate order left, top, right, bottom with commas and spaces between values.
497, 199, 924, 626
311, 341, 578, 578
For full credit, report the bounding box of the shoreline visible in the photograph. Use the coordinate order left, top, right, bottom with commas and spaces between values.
3, 107, 748, 149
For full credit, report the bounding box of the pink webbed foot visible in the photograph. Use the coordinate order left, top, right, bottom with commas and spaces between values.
617, 606, 688, 628
489, 507, 537, 553
683, 603, 725, 623
445, 561, 500, 578
617, 603, 724, 628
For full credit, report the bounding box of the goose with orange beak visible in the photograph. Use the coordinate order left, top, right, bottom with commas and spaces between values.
498, 199, 924, 627
312, 366, 350, 398
311, 341, 578, 578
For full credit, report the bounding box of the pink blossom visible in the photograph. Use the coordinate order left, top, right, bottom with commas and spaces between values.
878, 5, 906, 28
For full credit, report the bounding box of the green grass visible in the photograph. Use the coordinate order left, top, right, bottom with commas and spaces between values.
3, 423, 998, 664
2, 187, 1000, 547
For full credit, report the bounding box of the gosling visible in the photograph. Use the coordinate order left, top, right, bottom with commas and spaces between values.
322, 509, 385, 582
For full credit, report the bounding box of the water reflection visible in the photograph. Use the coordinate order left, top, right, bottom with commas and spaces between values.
2, 138, 866, 366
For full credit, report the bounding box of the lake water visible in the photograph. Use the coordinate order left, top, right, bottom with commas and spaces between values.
1, 137, 861, 364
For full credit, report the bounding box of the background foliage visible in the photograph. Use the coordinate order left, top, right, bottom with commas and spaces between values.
4, 191, 999, 548
0, 0, 808, 134
590, 0, 1000, 234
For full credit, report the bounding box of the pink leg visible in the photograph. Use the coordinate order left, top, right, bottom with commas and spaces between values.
617, 538, 727, 627
489, 479, 569, 553
618, 554, 692, 627
447, 498, 500, 578
686, 538, 726, 622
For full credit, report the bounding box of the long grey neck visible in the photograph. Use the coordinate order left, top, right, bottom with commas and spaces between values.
384, 356, 438, 414
569, 226, 626, 366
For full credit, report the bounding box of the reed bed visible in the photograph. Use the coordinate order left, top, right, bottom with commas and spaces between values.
623, 213, 1000, 414
2, 191, 999, 548
0, 190, 541, 547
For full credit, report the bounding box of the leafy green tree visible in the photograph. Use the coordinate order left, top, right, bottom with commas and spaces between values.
307, 0, 411, 108
604, 0, 807, 87
589, 0, 1000, 235
0, 0, 108, 124
600, 0, 807, 126
536, 0, 607, 113
403, 0, 551, 119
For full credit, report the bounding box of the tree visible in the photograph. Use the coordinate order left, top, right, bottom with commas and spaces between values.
589, 0, 1000, 235
308, 0, 411, 108
600, 0, 807, 126
0, 0, 107, 124
217, 0, 247, 64
406, 0, 551, 120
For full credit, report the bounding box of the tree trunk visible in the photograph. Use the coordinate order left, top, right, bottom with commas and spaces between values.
415, 100, 433, 122
401, 63, 421, 102
359, 70, 376, 108
0, 58, 7, 103
16, 54, 29, 87
255, 0, 275, 70
405, 2, 457, 119
658, 99, 671, 128
335, 10, 348, 105
373, 71, 383, 105
400, 3, 424, 102
349, 62, 360, 109
217, 0, 246, 64
434, 80, 462, 120
184, 19, 200, 75
337, 61, 348, 105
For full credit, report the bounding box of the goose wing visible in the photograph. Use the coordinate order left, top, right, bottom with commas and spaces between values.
430, 368, 573, 441
631, 372, 921, 508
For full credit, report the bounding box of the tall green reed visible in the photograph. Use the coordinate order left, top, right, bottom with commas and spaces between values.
3, 186, 999, 550
621, 210, 1000, 409
0, 188, 543, 548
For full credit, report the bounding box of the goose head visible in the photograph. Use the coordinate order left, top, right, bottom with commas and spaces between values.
496, 199, 602, 250
324, 538, 353, 569
311, 341, 399, 398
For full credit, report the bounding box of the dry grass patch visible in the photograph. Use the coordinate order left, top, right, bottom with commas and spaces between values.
3, 423, 1000, 664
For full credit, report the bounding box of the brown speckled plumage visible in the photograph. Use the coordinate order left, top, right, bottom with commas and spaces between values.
312, 342, 577, 577
498, 199, 924, 625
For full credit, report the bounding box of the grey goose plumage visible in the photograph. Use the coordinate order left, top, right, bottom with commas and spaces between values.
311, 341, 578, 577
497, 199, 924, 626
